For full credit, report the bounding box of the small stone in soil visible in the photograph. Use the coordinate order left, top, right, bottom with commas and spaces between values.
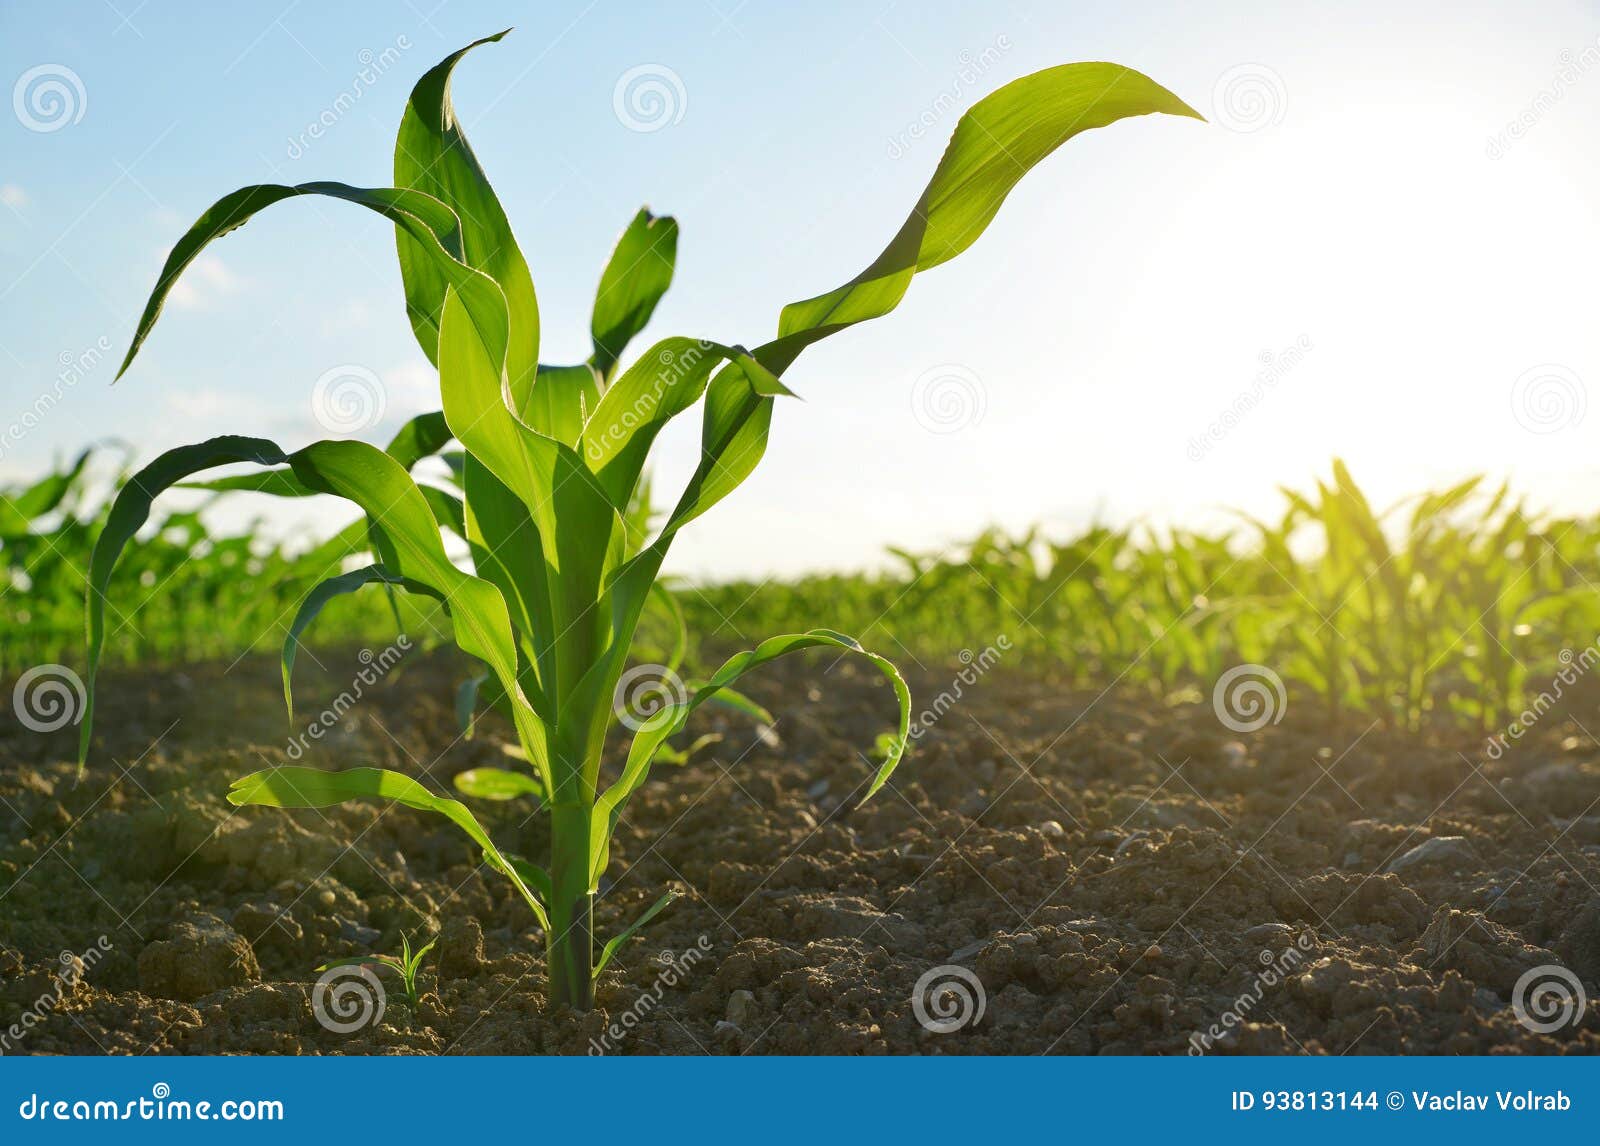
1242, 923, 1297, 943
1387, 835, 1476, 874
726, 989, 755, 1025
1037, 820, 1065, 838
1114, 831, 1150, 857
948, 938, 990, 962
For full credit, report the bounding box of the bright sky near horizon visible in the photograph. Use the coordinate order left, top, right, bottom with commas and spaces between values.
2, 0, 1598, 581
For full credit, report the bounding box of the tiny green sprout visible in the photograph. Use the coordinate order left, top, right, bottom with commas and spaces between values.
317, 934, 438, 1008
78, 29, 1198, 1010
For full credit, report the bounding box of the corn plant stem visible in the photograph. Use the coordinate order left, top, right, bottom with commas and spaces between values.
547, 801, 595, 1010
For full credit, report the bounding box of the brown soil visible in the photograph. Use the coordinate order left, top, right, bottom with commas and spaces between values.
2, 647, 1599, 1055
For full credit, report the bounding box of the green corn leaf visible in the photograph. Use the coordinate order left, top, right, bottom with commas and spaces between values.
178, 469, 315, 497
589, 628, 910, 886
439, 287, 618, 751
581, 338, 787, 514
177, 413, 457, 510
698, 683, 774, 725
80, 436, 551, 798
590, 208, 679, 377
115, 182, 495, 381
417, 485, 467, 539
484, 851, 554, 907
281, 564, 443, 723
455, 670, 491, 737
461, 457, 554, 714
636, 63, 1201, 557
393, 29, 539, 398
651, 732, 722, 767
767, 63, 1201, 368
228, 766, 548, 931
176, 470, 464, 540
520, 362, 602, 445
81, 436, 292, 771
316, 954, 406, 974
453, 766, 544, 801
407, 936, 438, 977
290, 438, 553, 793
646, 580, 688, 674
384, 411, 455, 471
592, 890, 679, 979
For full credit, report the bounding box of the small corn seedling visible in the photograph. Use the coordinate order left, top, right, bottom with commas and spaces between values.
317, 933, 437, 1008
79, 31, 1197, 1008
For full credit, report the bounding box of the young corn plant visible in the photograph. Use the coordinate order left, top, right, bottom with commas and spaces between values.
317, 933, 437, 1008
78, 31, 1198, 1009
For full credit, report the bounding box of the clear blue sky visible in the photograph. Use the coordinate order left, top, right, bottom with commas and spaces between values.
3, 1, 1598, 579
